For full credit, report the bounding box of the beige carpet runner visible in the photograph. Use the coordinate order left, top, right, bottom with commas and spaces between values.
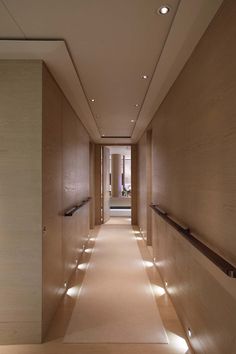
64, 220, 168, 343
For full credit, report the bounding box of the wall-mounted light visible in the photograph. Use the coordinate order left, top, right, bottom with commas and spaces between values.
165, 281, 168, 287
158, 5, 170, 15
64, 281, 67, 288
187, 328, 192, 338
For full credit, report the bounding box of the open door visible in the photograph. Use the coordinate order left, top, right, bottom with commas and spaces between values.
102, 146, 110, 223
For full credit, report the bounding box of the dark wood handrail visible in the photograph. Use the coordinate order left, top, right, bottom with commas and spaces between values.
64, 197, 91, 217
150, 204, 236, 278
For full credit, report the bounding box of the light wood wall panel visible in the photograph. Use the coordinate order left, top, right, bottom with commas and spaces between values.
152, 212, 236, 354
0, 60, 42, 343
89, 142, 95, 229
102, 147, 110, 223
94, 144, 102, 225
138, 131, 152, 245
151, 0, 236, 265
62, 96, 90, 285
62, 98, 81, 283
42, 65, 63, 338
137, 134, 147, 238
131, 145, 138, 225
0, 61, 91, 343
146, 130, 152, 245
137, 1, 236, 353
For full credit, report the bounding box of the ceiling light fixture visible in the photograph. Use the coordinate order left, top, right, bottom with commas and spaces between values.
131, 120, 135, 123
158, 5, 170, 15
135, 104, 139, 107
142, 74, 148, 79
91, 98, 95, 102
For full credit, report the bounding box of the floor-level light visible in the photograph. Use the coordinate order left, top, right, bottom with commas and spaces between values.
187, 328, 192, 338
143, 260, 154, 268
77, 263, 87, 270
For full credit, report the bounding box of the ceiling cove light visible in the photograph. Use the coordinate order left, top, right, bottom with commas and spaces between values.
158, 5, 170, 15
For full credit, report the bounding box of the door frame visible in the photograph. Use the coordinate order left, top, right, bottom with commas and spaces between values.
94, 144, 138, 225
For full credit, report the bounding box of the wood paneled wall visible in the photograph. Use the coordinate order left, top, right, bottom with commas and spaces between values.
94, 144, 102, 225
137, 134, 147, 238
151, 0, 236, 266
131, 145, 138, 225
0, 61, 91, 344
43, 65, 90, 337
42, 65, 63, 339
137, 131, 152, 245
152, 212, 236, 354
146, 130, 152, 245
138, 1, 236, 353
89, 142, 95, 229
0, 60, 42, 343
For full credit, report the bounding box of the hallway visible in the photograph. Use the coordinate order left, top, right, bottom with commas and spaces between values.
0, 217, 191, 354
1, 1, 236, 353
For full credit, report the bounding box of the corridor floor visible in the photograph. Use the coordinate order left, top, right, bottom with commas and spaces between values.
64, 217, 167, 343
1, 217, 192, 354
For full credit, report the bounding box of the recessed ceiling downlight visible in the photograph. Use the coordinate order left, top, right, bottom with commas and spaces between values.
91, 98, 95, 102
142, 74, 148, 79
158, 5, 170, 15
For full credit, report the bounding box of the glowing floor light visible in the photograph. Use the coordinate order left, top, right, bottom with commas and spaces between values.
152, 284, 166, 296
171, 333, 189, 353
136, 236, 143, 240
66, 286, 79, 297
143, 260, 154, 268
77, 263, 87, 270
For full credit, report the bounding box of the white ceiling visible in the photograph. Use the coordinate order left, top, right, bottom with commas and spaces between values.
0, 0, 223, 143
